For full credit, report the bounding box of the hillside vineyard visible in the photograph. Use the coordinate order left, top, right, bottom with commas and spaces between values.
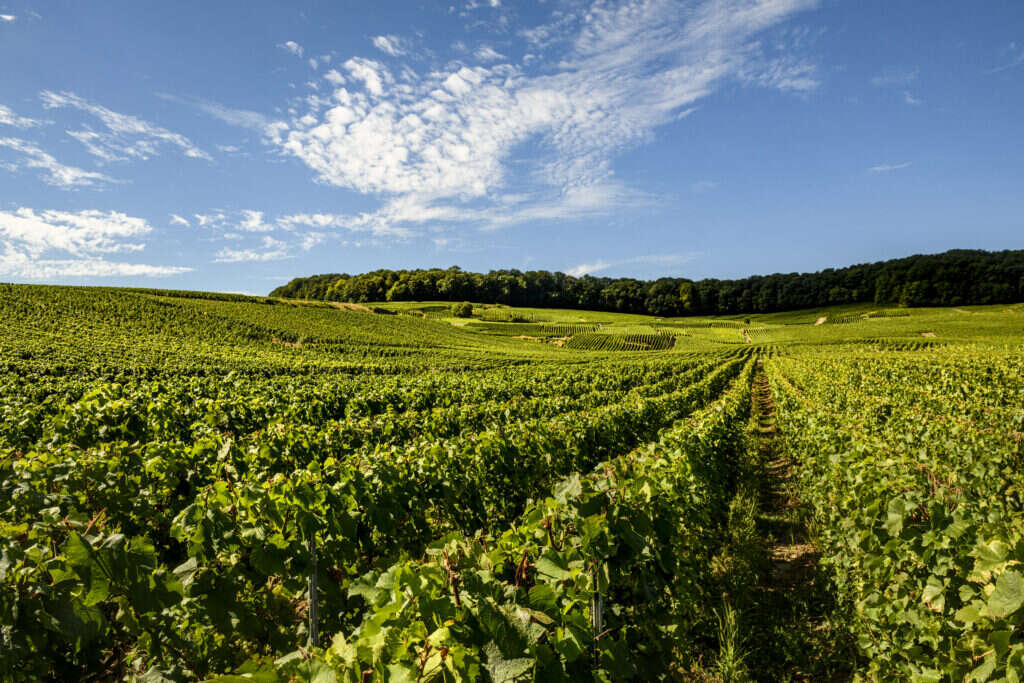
1, 285, 1023, 680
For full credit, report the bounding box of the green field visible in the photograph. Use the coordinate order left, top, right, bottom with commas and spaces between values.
2, 284, 1023, 681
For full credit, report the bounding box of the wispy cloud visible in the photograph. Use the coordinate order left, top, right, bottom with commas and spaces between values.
0, 207, 190, 278
690, 179, 718, 193
192, 209, 276, 233
190, 208, 397, 259
157, 92, 278, 135
238, 210, 275, 232
903, 91, 922, 105
278, 211, 413, 238
40, 90, 211, 162
869, 161, 912, 173
871, 66, 918, 87
566, 253, 697, 277
0, 14, 15, 22
0, 250, 191, 278
169, 213, 190, 227
987, 42, 1024, 74
299, 232, 326, 251
565, 260, 612, 277
214, 236, 289, 263
741, 56, 819, 92
372, 34, 408, 57
278, 40, 304, 57
474, 45, 507, 61
0, 136, 118, 188
270, 0, 819, 239
0, 104, 44, 128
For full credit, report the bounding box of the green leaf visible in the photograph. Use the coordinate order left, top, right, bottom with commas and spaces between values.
527, 585, 557, 616
63, 532, 93, 570
954, 603, 981, 625
988, 570, 1024, 619
137, 667, 184, 683
483, 641, 533, 683
535, 552, 571, 582
971, 539, 1011, 582
0, 547, 14, 581
922, 579, 945, 612
385, 663, 418, 683
884, 498, 906, 537
989, 629, 1012, 656
553, 474, 581, 504
968, 650, 996, 683
64, 533, 111, 606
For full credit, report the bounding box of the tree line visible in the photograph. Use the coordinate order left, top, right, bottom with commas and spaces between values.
269, 249, 1024, 316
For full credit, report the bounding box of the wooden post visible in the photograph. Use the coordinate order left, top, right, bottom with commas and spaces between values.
308, 529, 319, 647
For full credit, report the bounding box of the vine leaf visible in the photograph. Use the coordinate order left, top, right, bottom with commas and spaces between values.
988, 570, 1024, 619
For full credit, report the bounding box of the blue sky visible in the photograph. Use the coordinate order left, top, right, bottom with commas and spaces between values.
1, 1, 1022, 294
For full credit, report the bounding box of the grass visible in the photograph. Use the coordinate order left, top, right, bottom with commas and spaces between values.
361, 299, 1024, 352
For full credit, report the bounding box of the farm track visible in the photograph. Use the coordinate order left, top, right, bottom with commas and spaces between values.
743, 360, 854, 681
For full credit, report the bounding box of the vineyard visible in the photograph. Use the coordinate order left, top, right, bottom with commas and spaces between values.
1, 284, 1023, 681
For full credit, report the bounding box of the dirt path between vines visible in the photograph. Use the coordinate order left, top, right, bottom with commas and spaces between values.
743, 362, 853, 681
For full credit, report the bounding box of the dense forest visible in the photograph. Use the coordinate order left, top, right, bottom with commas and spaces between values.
269, 249, 1024, 316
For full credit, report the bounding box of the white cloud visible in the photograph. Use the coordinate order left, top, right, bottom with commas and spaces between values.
871, 66, 918, 87
271, 0, 819, 239
869, 161, 912, 173
0, 136, 117, 188
278, 211, 413, 238
474, 45, 507, 61
0, 249, 191, 278
566, 253, 696, 277
40, 90, 211, 162
0, 208, 190, 278
157, 92, 278, 134
987, 43, 1024, 74
342, 57, 393, 96
169, 213, 190, 227
566, 260, 612, 277
0, 208, 150, 256
0, 14, 15, 22
193, 212, 227, 228
279, 40, 304, 57
324, 69, 347, 86
214, 236, 289, 263
903, 91, 922, 105
192, 209, 274, 232
300, 232, 325, 250
372, 34, 407, 57
742, 56, 819, 91
239, 209, 274, 232
0, 104, 44, 128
